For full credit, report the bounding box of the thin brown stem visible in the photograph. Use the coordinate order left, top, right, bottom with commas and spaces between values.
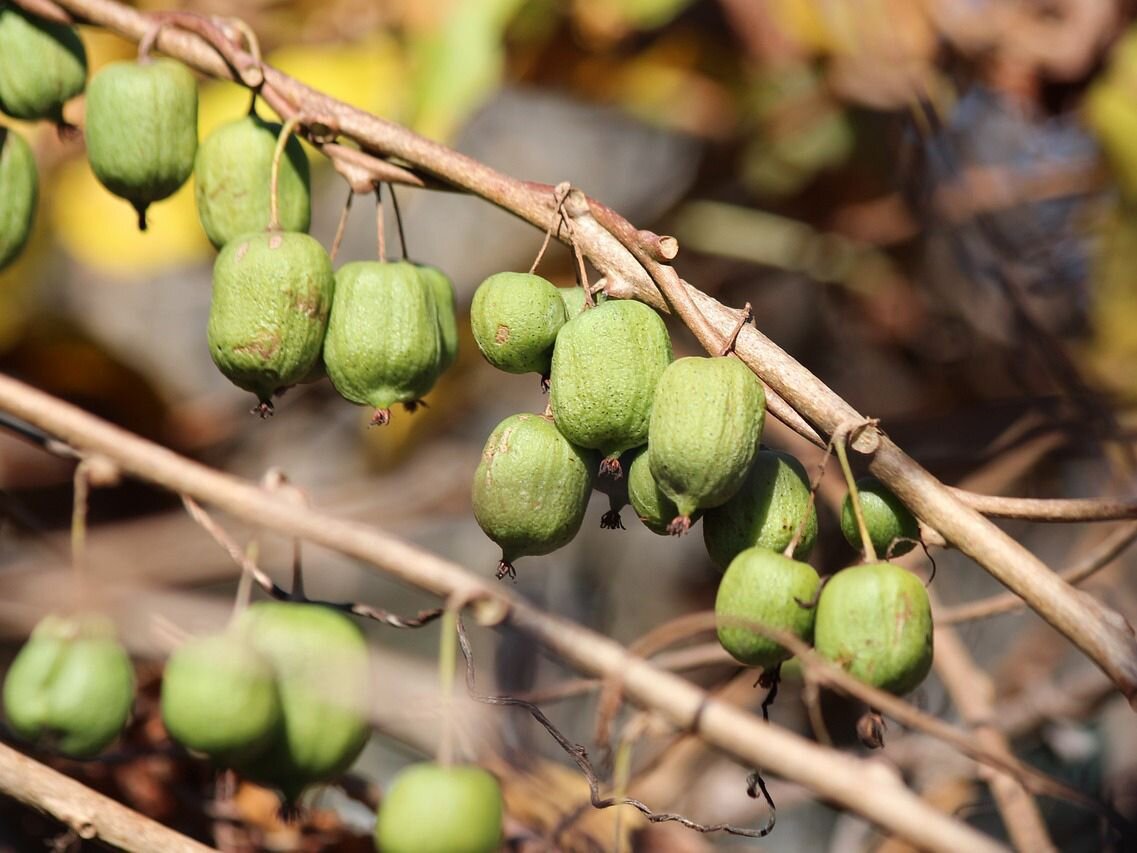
268, 114, 302, 231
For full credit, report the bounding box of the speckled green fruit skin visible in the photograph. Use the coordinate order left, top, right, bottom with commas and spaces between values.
418, 264, 459, 371
470, 272, 565, 374
324, 260, 443, 411
3, 614, 134, 759
161, 633, 281, 764
0, 127, 37, 271
814, 562, 933, 695
558, 286, 606, 319
841, 477, 919, 557
208, 231, 334, 406
550, 300, 672, 466
703, 450, 816, 569
472, 413, 595, 564
194, 113, 310, 249
233, 602, 371, 801
375, 763, 503, 853
715, 547, 820, 669
627, 446, 699, 535
648, 356, 766, 519
0, 7, 86, 122
84, 58, 197, 222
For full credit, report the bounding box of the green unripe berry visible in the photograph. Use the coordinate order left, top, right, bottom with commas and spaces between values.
627, 446, 699, 535
703, 450, 816, 569
324, 260, 443, 424
233, 602, 372, 803
374, 762, 503, 853
207, 230, 335, 413
161, 632, 281, 764
470, 272, 565, 375
0, 6, 86, 122
194, 113, 311, 248
558, 285, 605, 319
648, 356, 766, 532
418, 264, 459, 372
549, 299, 672, 474
715, 547, 820, 669
85, 58, 198, 230
472, 413, 595, 577
3, 614, 134, 759
0, 126, 37, 271
840, 477, 919, 557
814, 562, 933, 695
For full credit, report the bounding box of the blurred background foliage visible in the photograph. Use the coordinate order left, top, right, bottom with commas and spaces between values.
6, 0, 1137, 849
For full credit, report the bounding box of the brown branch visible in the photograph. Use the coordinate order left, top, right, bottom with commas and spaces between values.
933, 607, 1057, 853
0, 374, 1004, 853
0, 741, 216, 852
953, 490, 1137, 522
938, 522, 1137, 624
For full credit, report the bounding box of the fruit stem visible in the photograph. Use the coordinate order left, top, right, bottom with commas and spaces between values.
389, 183, 409, 260
289, 537, 305, 601
269, 115, 303, 232
437, 607, 458, 768
611, 732, 634, 850
330, 186, 354, 262
374, 184, 386, 262
783, 490, 818, 558
229, 539, 258, 625
70, 460, 91, 597
834, 429, 877, 562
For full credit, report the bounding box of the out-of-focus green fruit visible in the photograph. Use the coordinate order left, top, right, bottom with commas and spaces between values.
0, 126, 37, 270
470, 271, 565, 376
840, 477, 919, 557
374, 762, 503, 853
472, 412, 595, 578
715, 547, 820, 669
194, 113, 310, 248
85, 58, 198, 230
324, 260, 443, 424
703, 449, 816, 569
233, 602, 372, 802
648, 356, 766, 533
627, 446, 699, 535
549, 299, 672, 476
3, 614, 134, 758
814, 562, 933, 695
207, 230, 335, 413
161, 632, 281, 763
0, 6, 86, 122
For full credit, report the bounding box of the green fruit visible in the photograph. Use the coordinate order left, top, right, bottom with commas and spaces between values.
627, 446, 699, 535
324, 260, 443, 424
648, 356, 766, 532
194, 113, 310, 248
840, 477, 919, 557
814, 562, 933, 695
84, 58, 198, 230
472, 413, 595, 578
374, 762, 503, 853
558, 285, 605, 319
3, 614, 134, 758
160, 632, 281, 763
703, 450, 816, 569
0, 6, 86, 122
0, 126, 37, 270
418, 264, 459, 371
234, 602, 372, 802
549, 299, 672, 475
470, 272, 565, 375
207, 230, 335, 413
715, 547, 820, 669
